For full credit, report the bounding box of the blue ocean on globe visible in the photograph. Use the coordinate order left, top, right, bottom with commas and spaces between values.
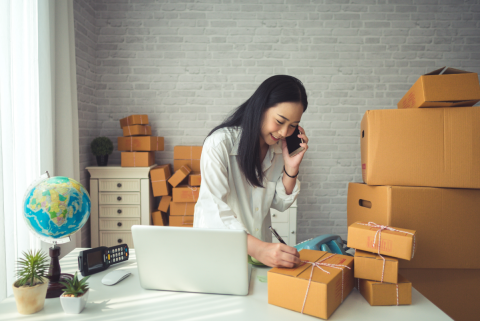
23, 176, 91, 240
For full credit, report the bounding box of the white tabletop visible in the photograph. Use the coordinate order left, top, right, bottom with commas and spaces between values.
0, 248, 452, 320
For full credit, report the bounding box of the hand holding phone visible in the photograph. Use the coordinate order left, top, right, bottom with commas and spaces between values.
285, 126, 305, 157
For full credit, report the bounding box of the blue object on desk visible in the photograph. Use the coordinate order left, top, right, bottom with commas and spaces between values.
294, 234, 352, 256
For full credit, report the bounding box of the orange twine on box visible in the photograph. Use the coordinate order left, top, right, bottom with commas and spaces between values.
396, 284, 399, 306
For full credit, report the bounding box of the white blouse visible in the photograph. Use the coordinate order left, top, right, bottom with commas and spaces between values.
193, 127, 301, 242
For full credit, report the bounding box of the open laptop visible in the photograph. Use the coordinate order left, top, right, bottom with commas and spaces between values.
131, 225, 252, 296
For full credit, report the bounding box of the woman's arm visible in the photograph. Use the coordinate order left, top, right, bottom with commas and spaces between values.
248, 234, 300, 268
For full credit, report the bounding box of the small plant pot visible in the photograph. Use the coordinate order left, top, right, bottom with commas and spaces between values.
96, 155, 109, 166
60, 290, 89, 314
12, 280, 49, 315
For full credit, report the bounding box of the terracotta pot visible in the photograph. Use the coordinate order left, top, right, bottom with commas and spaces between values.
60, 290, 89, 314
12, 280, 49, 315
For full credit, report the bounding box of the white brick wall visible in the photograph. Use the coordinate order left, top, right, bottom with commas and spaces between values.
75, 0, 480, 244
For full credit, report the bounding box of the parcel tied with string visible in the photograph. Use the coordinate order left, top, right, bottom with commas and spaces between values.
357, 275, 412, 306
172, 185, 200, 203
268, 249, 354, 320
354, 250, 399, 284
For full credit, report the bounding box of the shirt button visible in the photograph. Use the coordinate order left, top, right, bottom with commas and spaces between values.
256, 228, 259, 231
255, 207, 258, 211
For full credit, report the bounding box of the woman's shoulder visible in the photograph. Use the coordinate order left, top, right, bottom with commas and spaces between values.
204, 127, 241, 151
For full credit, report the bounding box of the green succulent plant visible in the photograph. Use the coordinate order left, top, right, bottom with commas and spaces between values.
90, 136, 114, 156
60, 271, 90, 297
15, 250, 49, 287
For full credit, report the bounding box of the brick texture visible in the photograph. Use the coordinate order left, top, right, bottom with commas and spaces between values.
75, 0, 480, 244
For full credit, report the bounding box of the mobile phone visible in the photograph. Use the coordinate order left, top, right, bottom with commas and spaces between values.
286, 126, 304, 157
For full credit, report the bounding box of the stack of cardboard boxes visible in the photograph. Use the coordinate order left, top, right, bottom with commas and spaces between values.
118, 115, 164, 167
150, 164, 172, 226
347, 67, 480, 317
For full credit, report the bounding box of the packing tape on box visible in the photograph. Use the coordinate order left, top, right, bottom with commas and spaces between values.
300, 254, 351, 314
358, 222, 416, 282
188, 186, 198, 202
133, 152, 136, 167
189, 146, 200, 168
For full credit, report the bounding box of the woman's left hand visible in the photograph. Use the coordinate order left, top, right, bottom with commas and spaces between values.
281, 125, 309, 174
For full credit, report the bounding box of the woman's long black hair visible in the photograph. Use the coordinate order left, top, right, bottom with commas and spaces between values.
206, 75, 308, 188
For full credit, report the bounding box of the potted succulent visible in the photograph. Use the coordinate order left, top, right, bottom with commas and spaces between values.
91, 136, 113, 166
59, 271, 90, 314
12, 250, 49, 315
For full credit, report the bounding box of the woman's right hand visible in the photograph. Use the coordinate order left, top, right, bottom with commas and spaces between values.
248, 235, 301, 268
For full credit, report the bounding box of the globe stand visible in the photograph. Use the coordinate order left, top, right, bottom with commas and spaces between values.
46, 241, 74, 298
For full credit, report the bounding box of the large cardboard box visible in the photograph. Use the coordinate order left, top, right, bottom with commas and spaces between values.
121, 152, 155, 167
172, 185, 199, 203
118, 136, 164, 151
152, 211, 165, 226
347, 221, 416, 261
400, 268, 480, 321
168, 165, 192, 188
347, 182, 480, 269
170, 202, 195, 216
268, 249, 354, 320
397, 67, 480, 109
119, 114, 149, 128
174, 146, 202, 160
150, 165, 171, 197
354, 250, 398, 284
360, 107, 480, 189
122, 125, 152, 136
174, 159, 201, 172
357, 275, 412, 306
158, 196, 171, 213
169, 215, 193, 227
188, 173, 201, 186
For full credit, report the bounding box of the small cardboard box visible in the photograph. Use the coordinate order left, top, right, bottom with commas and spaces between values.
360, 107, 480, 189
347, 182, 480, 269
358, 275, 412, 306
173, 146, 202, 160
268, 249, 354, 320
119, 114, 149, 128
169, 215, 193, 227
397, 67, 480, 109
172, 185, 200, 203
121, 152, 155, 167
152, 211, 165, 226
158, 195, 171, 213
174, 159, 201, 172
118, 136, 164, 151
122, 125, 152, 136
150, 165, 171, 197
170, 202, 195, 216
347, 222, 416, 261
354, 250, 398, 284
188, 173, 201, 186
168, 165, 192, 188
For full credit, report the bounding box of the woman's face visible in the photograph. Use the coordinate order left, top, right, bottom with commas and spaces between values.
260, 101, 304, 146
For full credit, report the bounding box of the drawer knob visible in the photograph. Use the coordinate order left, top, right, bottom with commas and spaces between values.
117, 238, 122, 243
291, 231, 295, 234
117, 196, 122, 201
117, 222, 122, 227
117, 183, 122, 188
272, 214, 276, 217
117, 209, 122, 214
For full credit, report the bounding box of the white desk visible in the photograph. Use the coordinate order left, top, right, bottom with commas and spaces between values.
0, 248, 452, 320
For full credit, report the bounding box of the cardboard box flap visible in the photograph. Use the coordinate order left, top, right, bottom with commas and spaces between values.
425, 66, 471, 76
355, 249, 398, 263
269, 250, 328, 277
352, 221, 416, 237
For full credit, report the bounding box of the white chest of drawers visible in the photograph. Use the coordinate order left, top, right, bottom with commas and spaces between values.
270, 201, 297, 246
86, 165, 156, 249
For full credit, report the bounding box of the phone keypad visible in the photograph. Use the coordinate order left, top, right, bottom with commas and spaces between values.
106, 244, 129, 265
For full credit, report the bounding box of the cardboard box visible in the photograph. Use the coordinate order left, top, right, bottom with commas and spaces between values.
152, 211, 165, 226
354, 249, 398, 284
169, 215, 193, 227
158, 196, 171, 213
268, 249, 354, 320
150, 165, 171, 197
122, 125, 152, 136
400, 268, 480, 321
174, 159, 201, 173
121, 152, 155, 167
170, 202, 195, 216
347, 221, 416, 261
360, 107, 480, 189
118, 136, 164, 151
188, 173, 201, 186
173, 146, 202, 160
397, 67, 480, 109
172, 185, 199, 203
119, 114, 149, 128
358, 275, 412, 306
168, 165, 192, 188
347, 182, 480, 269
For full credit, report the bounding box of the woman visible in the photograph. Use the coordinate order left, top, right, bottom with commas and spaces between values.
193, 75, 309, 268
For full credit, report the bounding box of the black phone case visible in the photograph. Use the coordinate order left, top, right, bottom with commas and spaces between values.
286, 126, 304, 156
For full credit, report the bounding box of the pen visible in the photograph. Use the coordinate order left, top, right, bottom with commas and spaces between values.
269, 226, 287, 245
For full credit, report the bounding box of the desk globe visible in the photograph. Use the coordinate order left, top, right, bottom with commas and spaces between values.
23, 172, 91, 298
